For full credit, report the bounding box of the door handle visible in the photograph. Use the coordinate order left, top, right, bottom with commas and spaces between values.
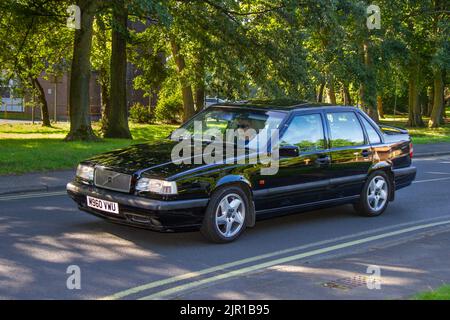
315, 155, 331, 166
361, 149, 372, 158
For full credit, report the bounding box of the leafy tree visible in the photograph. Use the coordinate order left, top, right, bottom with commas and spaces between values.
379, 0, 434, 127
157, 0, 313, 120
2, 0, 448, 133
91, 14, 112, 130
129, 20, 168, 118
428, 0, 449, 128
0, 0, 72, 127
100, 0, 168, 136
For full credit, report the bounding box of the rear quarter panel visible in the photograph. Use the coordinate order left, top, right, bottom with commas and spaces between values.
381, 133, 412, 169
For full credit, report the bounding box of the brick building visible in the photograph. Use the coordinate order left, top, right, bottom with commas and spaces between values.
1, 66, 147, 122
1, 72, 102, 122
1, 20, 149, 122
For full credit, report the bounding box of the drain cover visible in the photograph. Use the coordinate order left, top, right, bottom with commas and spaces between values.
322, 275, 368, 290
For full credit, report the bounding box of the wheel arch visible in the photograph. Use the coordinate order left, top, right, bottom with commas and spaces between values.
368, 162, 395, 201
212, 175, 256, 227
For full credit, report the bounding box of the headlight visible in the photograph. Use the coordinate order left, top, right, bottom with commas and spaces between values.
136, 178, 177, 194
76, 164, 94, 181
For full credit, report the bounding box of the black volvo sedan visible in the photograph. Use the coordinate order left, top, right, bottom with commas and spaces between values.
67, 100, 416, 243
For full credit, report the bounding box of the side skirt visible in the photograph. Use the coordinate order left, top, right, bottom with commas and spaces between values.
255, 195, 360, 217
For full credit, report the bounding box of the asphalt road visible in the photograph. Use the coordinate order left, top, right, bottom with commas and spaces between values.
1, 155, 450, 299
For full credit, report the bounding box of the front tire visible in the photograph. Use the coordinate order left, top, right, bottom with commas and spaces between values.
354, 171, 391, 217
200, 185, 248, 243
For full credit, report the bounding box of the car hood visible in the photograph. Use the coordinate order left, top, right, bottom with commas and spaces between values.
84, 139, 229, 179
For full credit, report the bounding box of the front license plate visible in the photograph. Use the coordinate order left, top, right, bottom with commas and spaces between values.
86, 196, 119, 214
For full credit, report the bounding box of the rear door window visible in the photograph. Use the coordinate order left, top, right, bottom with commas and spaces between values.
360, 116, 382, 144
326, 112, 365, 148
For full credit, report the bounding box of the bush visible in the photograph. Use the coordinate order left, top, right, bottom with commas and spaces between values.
129, 103, 153, 124
155, 90, 183, 124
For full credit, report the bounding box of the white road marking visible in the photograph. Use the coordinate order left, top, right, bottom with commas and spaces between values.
100, 215, 450, 300
425, 172, 450, 175
0, 191, 67, 201
413, 177, 450, 184
138, 219, 450, 300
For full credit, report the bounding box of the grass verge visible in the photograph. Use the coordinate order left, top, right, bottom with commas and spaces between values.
0, 122, 176, 175
413, 285, 450, 300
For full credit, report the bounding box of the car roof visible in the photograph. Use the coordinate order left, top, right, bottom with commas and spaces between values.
211, 99, 358, 112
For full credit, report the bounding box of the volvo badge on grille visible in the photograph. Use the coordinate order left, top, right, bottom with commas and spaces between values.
103, 173, 121, 185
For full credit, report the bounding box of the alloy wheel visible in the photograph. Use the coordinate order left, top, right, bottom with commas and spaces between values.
215, 193, 245, 238
367, 175, 388, 212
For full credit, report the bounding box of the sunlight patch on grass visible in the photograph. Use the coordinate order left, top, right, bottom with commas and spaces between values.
380, 109, 450, 144
0, 123, 69, 135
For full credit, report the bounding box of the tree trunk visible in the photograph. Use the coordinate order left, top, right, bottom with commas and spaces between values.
428, 0, 446, 127
428, 68, 444, 128
425, 86, 433, 117
407, 62, 424, 127
31, 78, 51, 127
95, 16, 111, 131
361, 40, 379, 122
343, 83, 351, 105
377, 95, 385, 118
99, 69, 111, 129
195, 85, 205, 112
170, 36, 195, 122
326, 75, 337, 104
193, 53, 205, 112
103, 0, 132, 138
442, 90, 446, 120
65, 0, 97, 141
317, 82, 325, 103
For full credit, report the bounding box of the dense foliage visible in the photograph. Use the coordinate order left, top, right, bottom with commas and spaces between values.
129, 102, 153, 123
0, 0, 448, 139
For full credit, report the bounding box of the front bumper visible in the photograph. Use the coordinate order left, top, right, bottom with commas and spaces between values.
67, 181, 209, 232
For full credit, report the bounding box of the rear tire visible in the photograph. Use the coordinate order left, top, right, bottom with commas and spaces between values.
200, 185, 249, 243
354, 171, 391, 217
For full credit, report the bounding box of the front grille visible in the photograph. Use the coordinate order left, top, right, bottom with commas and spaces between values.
94, 168, 132, 193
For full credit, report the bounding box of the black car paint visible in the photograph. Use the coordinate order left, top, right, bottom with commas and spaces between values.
67, 103, 416, 232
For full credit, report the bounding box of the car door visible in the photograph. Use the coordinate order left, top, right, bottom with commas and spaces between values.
324, 111, 373, 199
253, 111, 332, 213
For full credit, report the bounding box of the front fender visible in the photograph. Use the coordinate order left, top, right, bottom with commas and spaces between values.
214, 175, 255, 228
215, 175, 252, 191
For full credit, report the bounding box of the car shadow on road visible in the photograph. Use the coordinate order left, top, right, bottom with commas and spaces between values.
78, 204, 357, 249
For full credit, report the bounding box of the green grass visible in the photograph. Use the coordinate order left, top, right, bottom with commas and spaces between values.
0, 122, 176, 175
380, 108, 450, 144
414, 285, 450, 300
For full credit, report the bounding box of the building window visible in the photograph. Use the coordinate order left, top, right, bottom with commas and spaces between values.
0, 79, 24, 112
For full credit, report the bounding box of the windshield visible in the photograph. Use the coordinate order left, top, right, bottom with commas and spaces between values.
178, 106, 287, 149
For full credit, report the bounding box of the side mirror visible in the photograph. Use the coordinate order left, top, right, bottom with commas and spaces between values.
279, 145, 299, 157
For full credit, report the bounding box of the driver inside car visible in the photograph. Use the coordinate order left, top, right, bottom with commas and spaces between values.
235, 118, 257, 144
